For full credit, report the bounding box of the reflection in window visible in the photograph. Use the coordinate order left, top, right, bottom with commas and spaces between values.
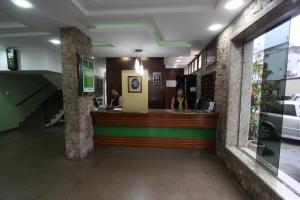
287, 15, 300, 79
198, 55, 202, 70
239, 14, 300, 190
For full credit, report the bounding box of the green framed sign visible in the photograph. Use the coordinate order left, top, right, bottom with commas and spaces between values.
78, 56, 95, 95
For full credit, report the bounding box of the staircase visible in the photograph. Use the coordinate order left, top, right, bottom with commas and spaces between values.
45, 109, 64, 127
20, 90, 64, 128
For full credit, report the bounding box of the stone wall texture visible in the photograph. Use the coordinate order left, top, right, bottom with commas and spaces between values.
197, 0, 300, 199
61, 27, 94, 160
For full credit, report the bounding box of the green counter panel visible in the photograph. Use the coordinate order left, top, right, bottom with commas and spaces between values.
94, 126, 216, 139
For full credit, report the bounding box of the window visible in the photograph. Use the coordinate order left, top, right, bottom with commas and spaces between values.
194, 59, 198, 72
239, 14, 300, 190
198, 55, 202, 70
283, 104, 296, 116
201, 73, 216, 101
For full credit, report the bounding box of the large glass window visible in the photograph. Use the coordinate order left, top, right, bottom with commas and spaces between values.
239, 14, 300, 190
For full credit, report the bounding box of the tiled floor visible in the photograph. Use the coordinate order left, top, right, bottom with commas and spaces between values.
0, 125, 250, 200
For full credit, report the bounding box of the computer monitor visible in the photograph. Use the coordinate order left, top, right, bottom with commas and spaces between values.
195, 98, 209, 110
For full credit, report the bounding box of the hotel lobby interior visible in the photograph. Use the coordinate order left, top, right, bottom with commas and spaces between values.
1, 0, 300, 199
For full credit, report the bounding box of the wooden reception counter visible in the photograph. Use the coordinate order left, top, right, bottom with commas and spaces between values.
91, 109, 218, 150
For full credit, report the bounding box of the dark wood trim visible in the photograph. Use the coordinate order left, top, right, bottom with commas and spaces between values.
91, 111, 218, 128
94, 136, 215, 150
201, 72, 216, 101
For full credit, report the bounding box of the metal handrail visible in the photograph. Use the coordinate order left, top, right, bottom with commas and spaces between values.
15, 83, 51, 107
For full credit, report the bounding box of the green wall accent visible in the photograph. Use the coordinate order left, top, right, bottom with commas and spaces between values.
92, 23, 191, 47
94, 126, 216, 139
0, 74, 57, 132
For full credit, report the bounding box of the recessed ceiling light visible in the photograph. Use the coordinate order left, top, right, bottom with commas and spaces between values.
175, 59, 181, 63
174, 63, 179, 66
173, 66, 178, 68
208, 24, 223, 31
11, 0, 33, 9
224, 0, 243, 10
178, 56, 183, 58
49, 39, 61, 45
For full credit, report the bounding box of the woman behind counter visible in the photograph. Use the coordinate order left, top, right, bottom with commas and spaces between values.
110, 88, 124, 108
171, 88, 188, 110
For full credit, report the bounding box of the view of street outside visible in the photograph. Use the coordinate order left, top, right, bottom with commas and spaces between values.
246, 14, 300, 187
280, 139, 300, 182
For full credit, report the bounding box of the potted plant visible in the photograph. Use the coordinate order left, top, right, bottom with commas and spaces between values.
248, 107, 266, 155
247, 54, 267, 155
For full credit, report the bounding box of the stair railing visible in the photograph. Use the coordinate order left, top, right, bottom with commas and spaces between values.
42, 90, 63, 124
16, 83, 51, 107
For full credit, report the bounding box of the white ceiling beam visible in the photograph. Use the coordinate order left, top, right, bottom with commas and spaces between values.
0, 32, 50, 38
70, 0, 215, 16
0, 22, 27, 29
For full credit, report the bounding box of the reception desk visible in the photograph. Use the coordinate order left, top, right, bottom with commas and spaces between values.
91, 109, 218, 150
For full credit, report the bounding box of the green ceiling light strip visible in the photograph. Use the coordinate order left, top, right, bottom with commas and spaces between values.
158, 40, 191, 46
93, 23, 191, 47
92, 40, 113, 47
95, 23, 145, 29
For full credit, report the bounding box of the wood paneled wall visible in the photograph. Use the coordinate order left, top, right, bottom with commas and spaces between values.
165, 69, 184, 108
201, 72, 216, 101
106, 58, 166, 109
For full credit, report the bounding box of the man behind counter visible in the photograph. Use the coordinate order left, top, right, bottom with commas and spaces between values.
109, 88, 124, 109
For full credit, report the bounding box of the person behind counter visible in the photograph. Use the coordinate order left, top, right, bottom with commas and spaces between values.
171, 88, 188, 110
109, 88, 124, 108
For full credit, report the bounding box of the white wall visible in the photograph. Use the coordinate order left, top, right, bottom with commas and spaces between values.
20, 49, 47, 70
285, 79, 300, 96
94, 58, 106, 77
184, 66, 188, 75
0, 48, 61, 73
45, 48, 62, 73
0, 50, 8, 71
95, 67, 106, 77
94, 57, 107, 104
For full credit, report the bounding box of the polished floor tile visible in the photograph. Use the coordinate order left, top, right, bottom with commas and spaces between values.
0, 125, 250, 200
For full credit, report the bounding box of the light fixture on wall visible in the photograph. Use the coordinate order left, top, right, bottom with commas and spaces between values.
134, 57, 140, 73
140, 63, 144, 75
134, 49, 144, 75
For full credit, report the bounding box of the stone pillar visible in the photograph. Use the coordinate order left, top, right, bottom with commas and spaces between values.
60, 27, 94, 160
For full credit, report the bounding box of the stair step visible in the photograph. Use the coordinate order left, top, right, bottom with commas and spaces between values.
19, 91, 63, 128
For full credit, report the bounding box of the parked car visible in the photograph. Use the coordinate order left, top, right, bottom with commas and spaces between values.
258, 100, 300, 140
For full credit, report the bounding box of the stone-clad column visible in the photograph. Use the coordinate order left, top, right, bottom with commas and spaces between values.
60, 27, 94, 160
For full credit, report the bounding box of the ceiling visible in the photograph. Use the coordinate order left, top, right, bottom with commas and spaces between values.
0, 0, 251, 68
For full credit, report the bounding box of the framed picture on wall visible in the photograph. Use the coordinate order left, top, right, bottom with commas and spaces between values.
128, 76, 142, 93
